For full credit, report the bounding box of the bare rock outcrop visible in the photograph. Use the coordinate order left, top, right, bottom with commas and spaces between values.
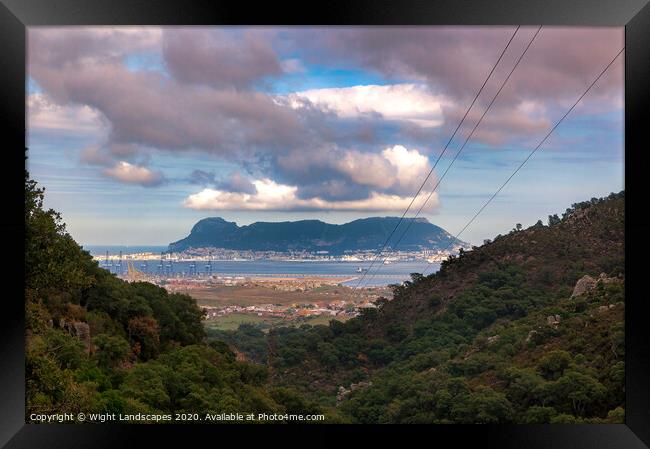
72, 322, 91, 354
571, 273, 623, 298
59, 318, 92, 354
336, 381, 373, 405
597, 273, 623, 286
525, 330, 538, 343
546, 315, 561, 328
571, 275, 597, 297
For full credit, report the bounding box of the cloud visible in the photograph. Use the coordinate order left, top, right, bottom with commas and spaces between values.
30, 57, 308, 156
28, 26, 623, 205
286, 84, 447, 127
335, 145, 432, 193
217, 171, 257, 194
28, 29, 319, 162
28, 27, 161, 68
188, 169, 257, 194
27, 28, 409, 166
290, 27, 624, 146
80, 146, 113, 166
162, 28, 284, 89
78, 142, 145, 169
103, 161, 165, 186
384, 144, 432, 185
27, 92, 106, 138
188, 169, 216, 185
108, 143, 139, 158
434, 100, 552, 147
275, 145, 433, 199
280, 58, 306, 74
184, 178, 439, 212
292, 27, 623, 104
182, 145, 437, 212
296, 179, 372, 202
29, 26, 623, 164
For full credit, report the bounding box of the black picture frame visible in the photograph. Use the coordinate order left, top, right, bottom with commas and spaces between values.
1, 1, 648, 447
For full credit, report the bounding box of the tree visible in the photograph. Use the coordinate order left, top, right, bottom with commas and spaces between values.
93, 334, 131, 369
500, 367, 543, 408
25, 331, 94, 416
25, 170, 94, 294
450, 386, 514, 423
128, 316, 160, 360
542, 370, 607, 416
270, 387, 321, 415
537, 350, 572, 380
523, 406, 557, 423
120, 362, 172, 412
548, 214, 561, 226
96, 389, 127, 414
386, 323, 409, 342
317, 342, 340, 367
606, 407, 625, 423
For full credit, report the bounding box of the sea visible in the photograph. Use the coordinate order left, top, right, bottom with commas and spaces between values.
84, 246, 441, 287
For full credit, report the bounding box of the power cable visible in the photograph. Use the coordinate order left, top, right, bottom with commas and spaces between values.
420, 47, 625, 276
346, 26, 522, 295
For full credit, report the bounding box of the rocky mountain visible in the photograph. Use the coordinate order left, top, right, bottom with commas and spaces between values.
168, 216, 465, 254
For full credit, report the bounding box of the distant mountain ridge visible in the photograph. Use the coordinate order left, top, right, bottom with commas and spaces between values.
168, 216, 465, 254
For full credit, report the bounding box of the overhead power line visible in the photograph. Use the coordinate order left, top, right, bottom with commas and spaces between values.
346, 26, 521, 295
356, 26, 542, 289
421, 46, 625, 276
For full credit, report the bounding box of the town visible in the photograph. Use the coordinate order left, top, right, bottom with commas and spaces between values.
87, 253, 396, 327
92, 246, 461, 264
88, 246, 463, 329
162, 274, 388, 326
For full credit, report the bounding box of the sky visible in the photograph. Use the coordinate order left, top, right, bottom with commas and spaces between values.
26, 26, 624, 246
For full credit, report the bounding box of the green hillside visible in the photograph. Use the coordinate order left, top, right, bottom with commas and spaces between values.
25, 159, 624, 424
25, 169, 326, 422
247, 191, 625, 423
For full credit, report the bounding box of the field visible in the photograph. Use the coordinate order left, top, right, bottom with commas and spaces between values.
204, 312, 351, 331
204, 313, 286, 331
179, 282, 389, 308
181, 277, 387, 332
186, 284, 344, 307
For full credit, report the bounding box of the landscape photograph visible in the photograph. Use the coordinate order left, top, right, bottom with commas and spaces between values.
25, 25, 625, 424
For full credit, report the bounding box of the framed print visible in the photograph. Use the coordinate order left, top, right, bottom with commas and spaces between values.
1, 0, 649, 447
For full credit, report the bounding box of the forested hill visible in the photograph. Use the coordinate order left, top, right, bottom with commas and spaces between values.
168, 216, 465, 253
24, 169, 329, 421
231, 191, 625, 424
26, 157, 625, 424
368, 191, 624, 333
